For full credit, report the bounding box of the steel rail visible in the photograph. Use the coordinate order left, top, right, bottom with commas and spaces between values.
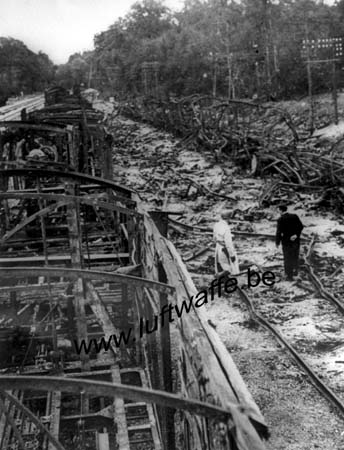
0, 96, 44, 114
0, 100, 45, 121
0, 96, 43, 113
304, 237, 344, 314
236, 285, 344, 418
0, 267, 175, 295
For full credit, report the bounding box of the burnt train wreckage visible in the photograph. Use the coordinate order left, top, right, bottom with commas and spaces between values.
0, 88, 268, 450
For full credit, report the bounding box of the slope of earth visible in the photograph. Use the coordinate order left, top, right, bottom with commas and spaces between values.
99, 101, 344, 450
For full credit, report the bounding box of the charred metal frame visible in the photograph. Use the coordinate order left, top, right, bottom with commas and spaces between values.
0, 100, 268, 450
0, 267, 174, 295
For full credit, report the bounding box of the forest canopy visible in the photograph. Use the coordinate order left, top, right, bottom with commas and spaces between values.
0, 37, 55, 105
3, 0, 344, 103
85, 0, 344, 100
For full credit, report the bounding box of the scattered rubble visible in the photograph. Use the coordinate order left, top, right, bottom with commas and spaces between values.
105, 101, 344, 450
116, 95, 344, 210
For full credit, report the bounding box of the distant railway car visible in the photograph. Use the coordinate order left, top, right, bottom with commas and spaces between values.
44, 86, 69, 106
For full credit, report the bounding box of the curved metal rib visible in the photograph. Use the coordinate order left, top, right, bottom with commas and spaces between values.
0, 267, 175, 295
0, 192, 141, 217
0, 168, 134, 197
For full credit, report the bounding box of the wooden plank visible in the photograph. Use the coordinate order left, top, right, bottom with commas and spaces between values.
111, 366, 130, 450
166, 237, 268, 425
0, 395, 26, 450
85, 281, 122, 358
0, 282, 69, 294
65, 182, 89, 372
20, 358, 111, 374
0, 390, 23, 450
0, 391, 18, 450
140, 211, 268, 449
48, 391, 61, 450
1, 391, 66, 450
138, 369, 162, 450
137, 290, 164, 444
0, 192, 141, 217
66, 369, 111, 378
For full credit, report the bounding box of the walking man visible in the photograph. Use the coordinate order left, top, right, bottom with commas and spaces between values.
276, 204, 304, 281
213, 211, 239, 275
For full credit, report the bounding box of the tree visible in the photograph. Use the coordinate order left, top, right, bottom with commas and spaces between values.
0, 38, 55, 105
60, 0, 344, 101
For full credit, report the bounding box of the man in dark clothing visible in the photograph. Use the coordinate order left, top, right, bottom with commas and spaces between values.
276, 205, 304, 281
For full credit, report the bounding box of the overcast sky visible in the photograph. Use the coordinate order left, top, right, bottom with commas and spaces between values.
0, 0, 183, 64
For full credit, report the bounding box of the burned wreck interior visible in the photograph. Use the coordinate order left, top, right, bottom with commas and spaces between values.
3, 1, 344, 448
0, 89, 268, 450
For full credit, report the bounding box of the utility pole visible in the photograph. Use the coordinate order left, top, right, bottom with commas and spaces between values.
302, 33, 343, 130
224, 20, 234, 100
304, 21, 315, 134
261, 0, 272, 98
87, 61, 93, 89
227, 52, 233, 99
211, 52, 217, 98
332, 46, 339, 125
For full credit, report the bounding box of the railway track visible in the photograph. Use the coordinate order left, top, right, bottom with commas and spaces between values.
0, 95, 45, 121
0, 92, 269, 450
107, 113, 344, 448
174, 223, 344, 417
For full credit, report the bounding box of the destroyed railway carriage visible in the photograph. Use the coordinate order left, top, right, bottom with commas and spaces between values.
0, 91, 268, 450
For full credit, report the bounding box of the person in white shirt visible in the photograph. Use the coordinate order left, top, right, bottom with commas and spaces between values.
213, 211, 239, 275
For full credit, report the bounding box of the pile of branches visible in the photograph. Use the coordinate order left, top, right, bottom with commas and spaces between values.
118, 95, 344, 190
